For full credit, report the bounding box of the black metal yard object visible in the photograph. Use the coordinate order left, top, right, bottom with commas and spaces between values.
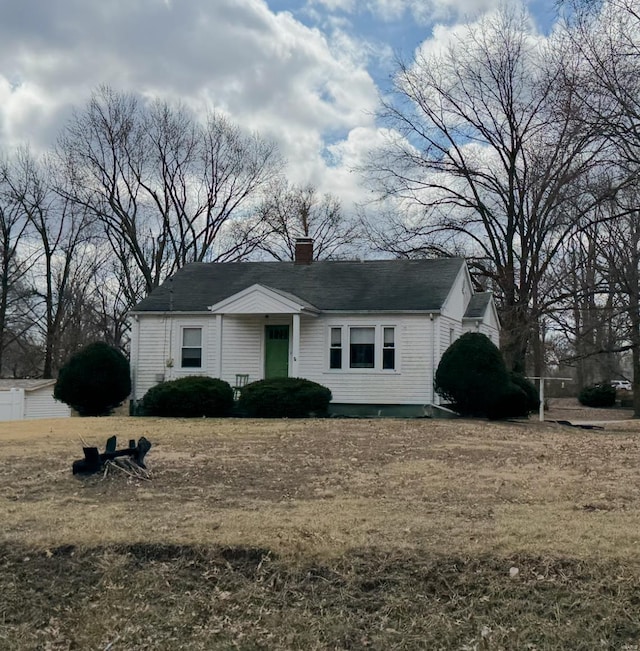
72, 435, 151, 475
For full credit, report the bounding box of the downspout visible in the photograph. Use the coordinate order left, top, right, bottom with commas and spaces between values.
430, 313, 436, 405
215, 314, 223, 379
168, 279, 174, 380
131, 314, 140, 412
291, 313, 301, 378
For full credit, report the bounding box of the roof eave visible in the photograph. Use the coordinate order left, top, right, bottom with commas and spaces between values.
321, 309, 443, 314
130, 308, 443, 316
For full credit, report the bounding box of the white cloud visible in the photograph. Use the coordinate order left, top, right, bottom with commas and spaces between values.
323, 126, 397, 204
0, 0, 555, 223
309, 0, 500, 23
0, 0, 379, 207
309, 0, 356, 11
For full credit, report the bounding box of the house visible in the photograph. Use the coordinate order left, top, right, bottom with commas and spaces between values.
0, 379, 71, 421
129, 240, 500, 416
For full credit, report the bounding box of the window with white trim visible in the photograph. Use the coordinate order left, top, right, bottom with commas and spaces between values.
181, 327, 202, 368
328, 325, 396, 371
350, 327, 375, 368
383, 327, 395, 370
330, 327, 342, 369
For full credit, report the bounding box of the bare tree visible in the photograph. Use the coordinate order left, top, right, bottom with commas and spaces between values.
545, 218, 623, 388
563, 0, 640, 407
568, 0, 640, 154
593, 198, 640, 415
57, 86, 283, 307
3, 148, 98, 377
256, 180, 360, 260
363, 6, 619, 372
0, 154, 39, 375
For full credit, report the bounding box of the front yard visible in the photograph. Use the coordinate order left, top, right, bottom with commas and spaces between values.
1, 415, 640, 649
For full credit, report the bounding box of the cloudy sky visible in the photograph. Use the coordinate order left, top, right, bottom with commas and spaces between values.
0, 0, 557, 208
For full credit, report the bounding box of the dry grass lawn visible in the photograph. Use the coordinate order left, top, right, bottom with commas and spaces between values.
2, 414, 640, 649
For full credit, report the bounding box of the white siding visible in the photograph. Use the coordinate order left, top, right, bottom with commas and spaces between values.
441, 265, 473, 321
220, 315, 272, 385
133, 307, 497, 408
300, 314, 436, 405
462, 300, 500, 347
439, 315, 462, 355
136, 313, 441, 406
0, 386, 70, 421
482, 323, 499, 346
134, 313, 299, 399
0, 389, 24, 420
213, 287, 302, 314
24, 388, 71, 419
462, 320, 500, 346
132, 315, 171, 400
133, 314, 219, 400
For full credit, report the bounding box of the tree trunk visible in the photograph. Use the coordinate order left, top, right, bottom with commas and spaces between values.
499, 304, 531, 373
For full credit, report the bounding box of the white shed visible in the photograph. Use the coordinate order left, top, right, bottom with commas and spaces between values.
0, 379, 71, 421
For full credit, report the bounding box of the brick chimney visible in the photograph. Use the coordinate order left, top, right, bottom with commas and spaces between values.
294, 237, 314, 265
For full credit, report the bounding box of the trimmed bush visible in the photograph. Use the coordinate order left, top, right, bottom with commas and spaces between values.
238, 377, 332, 418
435, 333, 510, 417
435, 333, 537, 419
142, 376, 234, 417
487, 382, 531, 420
509, 372, 541, 414
578, 383, 616, 408
54, 342, 131, 416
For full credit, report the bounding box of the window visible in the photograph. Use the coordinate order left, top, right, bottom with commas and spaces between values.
330, 327, 342, 369
328, 325, 397, 371
383, 327, 395, 370
350, 327, 375, 368
181, 327, 202, 368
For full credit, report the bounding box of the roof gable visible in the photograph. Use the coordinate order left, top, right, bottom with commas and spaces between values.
208, 284, 319, 315
132, 258, 467, 314
463, 292, 500, 327
441, 262, 474, 320
0, 379, 56, 392
464, 292, 491, 319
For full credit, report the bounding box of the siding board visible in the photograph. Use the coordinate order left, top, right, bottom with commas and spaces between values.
25, 389, 71, 419
301, 315, 434, 405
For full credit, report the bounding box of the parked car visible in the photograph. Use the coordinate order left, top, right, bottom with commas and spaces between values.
611, 380, 632, 391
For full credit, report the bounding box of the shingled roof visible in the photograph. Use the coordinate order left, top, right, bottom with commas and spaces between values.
132, 258, 466, 313
464, 292, 493, 319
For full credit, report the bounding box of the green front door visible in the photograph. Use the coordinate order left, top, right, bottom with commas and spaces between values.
265, 325, 290, 378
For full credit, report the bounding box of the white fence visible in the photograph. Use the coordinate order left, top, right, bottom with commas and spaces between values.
0, 389, 26, 420
0, 387, 71, 421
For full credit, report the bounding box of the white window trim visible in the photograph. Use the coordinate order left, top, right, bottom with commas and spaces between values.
325, 324, 399, 373
179, 325, 204, 371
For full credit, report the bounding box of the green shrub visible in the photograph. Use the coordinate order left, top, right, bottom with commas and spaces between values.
509, 372, 541, 414
578, 383, 616, 408
435, 333, 511, 417
435, 333, 538, 419
238, 377, 332, 418
487, 382, 531, 420
54, 342, 131, 416
142, 376, 234, 417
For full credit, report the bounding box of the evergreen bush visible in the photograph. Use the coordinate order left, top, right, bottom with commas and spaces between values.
238, 377, 332, 418
509, 372, 541, 414
141, 376, 234, 417
54, 342, 131, 416
435, 333, 510, 417
486, 382, 530, 420
435, 333, 537, 419
578, 383, 616, 408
